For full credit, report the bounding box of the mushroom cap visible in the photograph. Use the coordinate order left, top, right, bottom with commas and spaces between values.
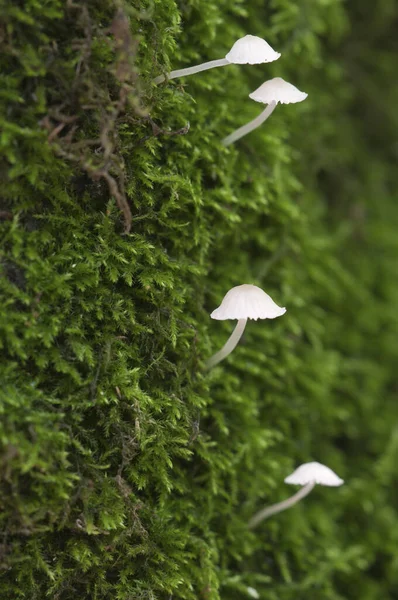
284, 462, 344, 487
210, 284, 286, 321
249, 77, 308, 105
225, 35, 281, 65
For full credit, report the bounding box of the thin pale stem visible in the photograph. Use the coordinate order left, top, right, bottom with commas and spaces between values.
248, 481, 316, 529
206, 318, 247, 370
222, 100, 277, 146
154, 58, 229, 84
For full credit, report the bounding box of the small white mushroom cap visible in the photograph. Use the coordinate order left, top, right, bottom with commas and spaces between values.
247, 587, 260, 599
210, 284, 286, 321
225, 35, 281, 65
284, 462, 344, 487
249, 77, 308, 105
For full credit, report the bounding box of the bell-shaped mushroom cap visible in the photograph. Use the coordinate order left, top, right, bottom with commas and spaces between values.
210, 284, 286, 321
284, 462, 344, 487
249, 77, 308, 105
225, 35, 281, 65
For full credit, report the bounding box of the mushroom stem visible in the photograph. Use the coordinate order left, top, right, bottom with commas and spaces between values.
222, 100, 277, 146
248, 481, 316, 528
206, 318, 247, 370
154, 58, 230, 84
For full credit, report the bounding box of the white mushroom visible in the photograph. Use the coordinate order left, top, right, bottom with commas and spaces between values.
222, 77, 308, 146
247, 587, 260, 599
206, 284, 286, 369
248, 461, 344, 528
225, 35, 280, 65
153, 35, 280, 84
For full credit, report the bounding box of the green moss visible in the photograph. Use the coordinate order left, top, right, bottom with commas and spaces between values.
1, 0, 398, 598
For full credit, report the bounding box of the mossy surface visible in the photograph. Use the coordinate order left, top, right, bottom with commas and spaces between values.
1, 0, 398, 598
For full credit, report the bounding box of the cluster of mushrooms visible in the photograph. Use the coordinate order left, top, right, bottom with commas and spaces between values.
154, 34, 308, 145
155, 37, 344, 526
207, 284, 344, 527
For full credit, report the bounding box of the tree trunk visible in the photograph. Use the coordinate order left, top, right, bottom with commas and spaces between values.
1, 1, 397, 598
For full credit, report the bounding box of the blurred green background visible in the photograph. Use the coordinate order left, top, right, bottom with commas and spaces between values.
1, 0, 398, 598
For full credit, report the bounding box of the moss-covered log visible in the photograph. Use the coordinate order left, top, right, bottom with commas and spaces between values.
1, 0, 398, 598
